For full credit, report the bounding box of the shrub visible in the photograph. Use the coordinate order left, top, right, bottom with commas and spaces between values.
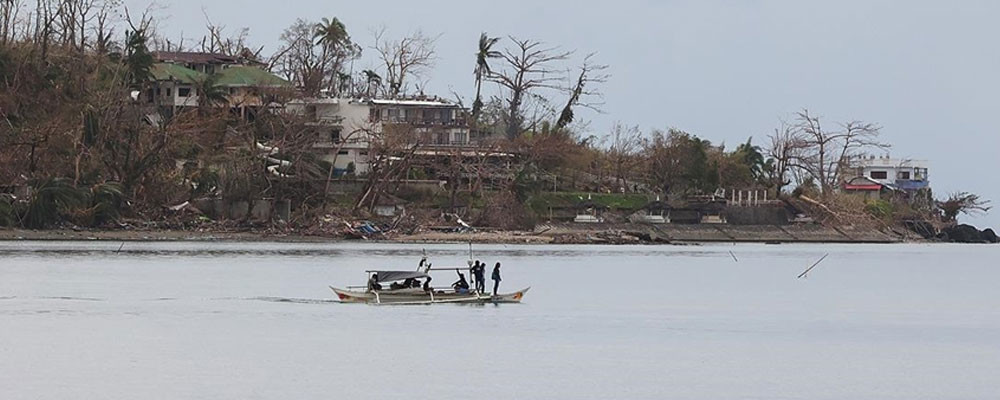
0, 196, 14, 227
864, 199, 894, 222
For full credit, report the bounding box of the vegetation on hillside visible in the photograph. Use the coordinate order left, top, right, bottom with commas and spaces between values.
0, 1, 990, 233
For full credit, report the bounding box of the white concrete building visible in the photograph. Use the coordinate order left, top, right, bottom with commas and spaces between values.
288, 97, 471, 175
847, 156, 930, 192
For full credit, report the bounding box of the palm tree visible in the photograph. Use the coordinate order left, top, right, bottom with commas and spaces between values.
123, 28, 154, 89
473, 32, 502, 118
362, 69, 382, 98
195, 74, 228, 108
22, 178, 87, 229
313, 17, 349, 49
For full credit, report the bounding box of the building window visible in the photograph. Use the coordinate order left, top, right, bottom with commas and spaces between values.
897, 171, 911, 180
330, 127, 342, 143
178, 87, 191, 97
166, 88, 172, 97
870, 171, 888, 180
337, 150, 350, 156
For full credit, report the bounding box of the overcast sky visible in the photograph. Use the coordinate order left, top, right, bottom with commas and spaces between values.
128, 0, 1000, 228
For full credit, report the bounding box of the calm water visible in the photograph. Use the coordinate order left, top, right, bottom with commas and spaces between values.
0, 241, 997, 399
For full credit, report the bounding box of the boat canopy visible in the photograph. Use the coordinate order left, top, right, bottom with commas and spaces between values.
369, 271, 430, 283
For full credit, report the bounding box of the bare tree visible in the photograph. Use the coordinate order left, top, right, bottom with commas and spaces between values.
273, 18, 360, 96
1, 0, 26, 45
791, 109, 889, 195
605, 122, 643, 190
372, 27, 436, 98
90, 0, 117, 53
55, 0, 99, 51
488, 37, 571, 139
33, 0, 63, 61
354, 123, 425, 212
556, 53, 608, 129
765, 120, 809, 193
199, 12, 260, 57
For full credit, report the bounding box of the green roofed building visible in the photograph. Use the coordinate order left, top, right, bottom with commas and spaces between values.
147, 52, 290, 120
215, 66, 290, 88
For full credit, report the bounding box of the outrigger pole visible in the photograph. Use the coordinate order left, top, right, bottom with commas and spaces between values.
797, 253, 830, 279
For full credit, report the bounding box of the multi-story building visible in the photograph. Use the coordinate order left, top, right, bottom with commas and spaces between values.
147, 51, 289, 119
844, 156, 930, 195
288, 96, 472, 174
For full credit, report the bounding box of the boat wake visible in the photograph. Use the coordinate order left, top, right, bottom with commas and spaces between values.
37, 296, 105, 302
206, 296, 339, 305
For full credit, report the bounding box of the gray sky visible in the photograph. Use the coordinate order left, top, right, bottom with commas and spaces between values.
130, 0, 1000, 228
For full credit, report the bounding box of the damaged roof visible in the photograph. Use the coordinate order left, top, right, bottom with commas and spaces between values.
214, 66, 290, 87
153, 51, 241, 65
150, 63, 205, 84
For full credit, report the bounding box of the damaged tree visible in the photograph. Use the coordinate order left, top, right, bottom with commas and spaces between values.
353, 123, 424, 212
774, 109, 890, 195
489, 37, 571, 139
556, 53, 608, 129
372, 28, 436, 98
937, 192, 991, 222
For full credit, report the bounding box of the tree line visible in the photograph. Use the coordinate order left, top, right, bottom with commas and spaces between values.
0, 1, 989, 230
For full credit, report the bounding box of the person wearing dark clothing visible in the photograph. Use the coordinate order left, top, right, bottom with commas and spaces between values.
472, 260, 486, 294
491, 262, 502, 295
422, 276, 433, 292
368, 273, 382, 292
452, 272, 470, 294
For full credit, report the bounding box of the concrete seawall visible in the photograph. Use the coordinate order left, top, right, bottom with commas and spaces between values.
537, 223, 905, 243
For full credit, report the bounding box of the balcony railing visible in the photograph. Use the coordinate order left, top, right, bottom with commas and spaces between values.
895, 179, 930, 191
374, 118, 468, 127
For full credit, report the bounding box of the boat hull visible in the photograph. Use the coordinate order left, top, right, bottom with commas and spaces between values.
330, 286, 530, 305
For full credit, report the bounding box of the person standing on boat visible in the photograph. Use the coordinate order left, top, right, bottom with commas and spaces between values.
491, 262, 502, 295
472, 260, 486, 294
368, 273, 381, 292
479, 260, 488, 294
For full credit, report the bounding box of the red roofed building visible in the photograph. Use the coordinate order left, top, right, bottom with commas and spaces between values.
842, 176, 897, 201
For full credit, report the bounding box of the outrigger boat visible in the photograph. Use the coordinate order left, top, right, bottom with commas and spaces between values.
330, 260, 529, 305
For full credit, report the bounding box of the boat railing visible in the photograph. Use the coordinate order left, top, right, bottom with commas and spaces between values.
345, 285, 482, 295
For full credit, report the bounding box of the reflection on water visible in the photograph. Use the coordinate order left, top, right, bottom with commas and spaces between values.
0, 241, 998, 399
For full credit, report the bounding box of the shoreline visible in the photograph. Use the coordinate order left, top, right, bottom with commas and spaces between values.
0, 225, 933, 245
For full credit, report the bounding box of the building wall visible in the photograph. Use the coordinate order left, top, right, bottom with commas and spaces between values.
851, 157, 929, 188
291, 98, 471, 175
149, 82, 199, 108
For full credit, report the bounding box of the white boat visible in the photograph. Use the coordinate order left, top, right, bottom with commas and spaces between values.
330, 269, 529, 305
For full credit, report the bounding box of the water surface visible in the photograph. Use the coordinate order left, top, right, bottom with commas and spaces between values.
0, 241, 997, 399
